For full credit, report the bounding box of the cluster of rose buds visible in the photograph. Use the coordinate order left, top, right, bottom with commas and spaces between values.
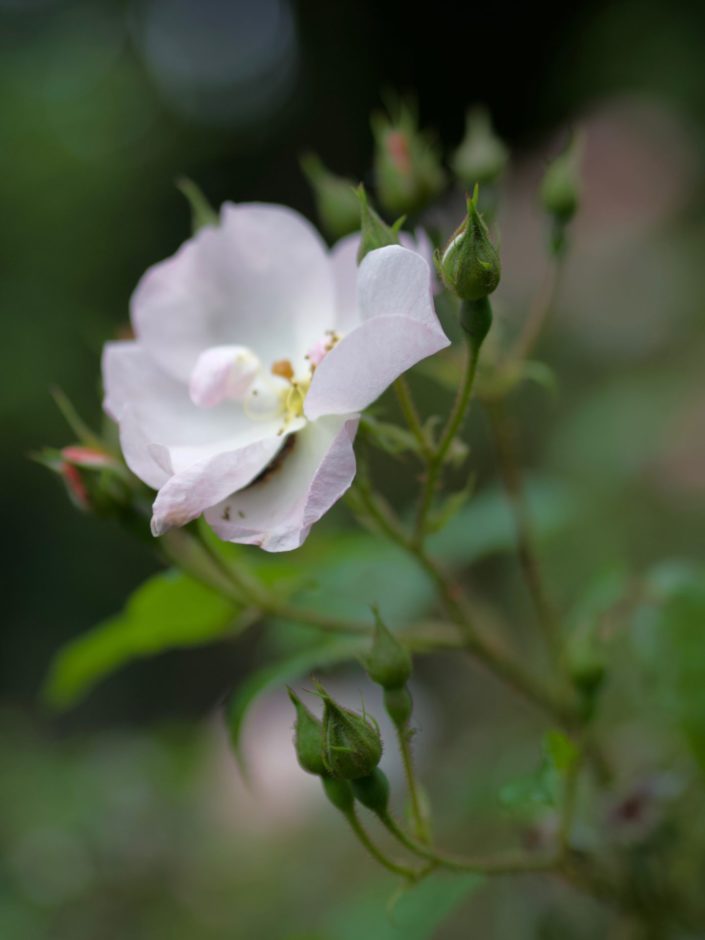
289, 613, 416, 820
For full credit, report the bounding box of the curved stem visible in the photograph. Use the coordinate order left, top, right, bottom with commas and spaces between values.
396, 724, 430, 843
510, 259, 561, 363
378, 811, 557, 875
486, 398, 563, 665
351, 479, 579, 724
394, 376, 432, 459
344, 808, 422, 880
414, 336, 481, 542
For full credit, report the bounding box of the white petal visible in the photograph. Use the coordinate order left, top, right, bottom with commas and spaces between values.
205, 417, 358, 552
150, 431, 291, 535
357, 244, 444, 329
330, 231, 437, 336
103, 341, 281, 483
189, 345, 260, 408
304, 246, 449, 419
131, 203, 337, 382
330, 233, 362, 333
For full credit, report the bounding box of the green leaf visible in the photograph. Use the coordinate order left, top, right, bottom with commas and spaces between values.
265, 478, 578, 651
359, 415, 423, 459
225, 638, 367, 771
44, 570, 242, 709
323, 871, 482, 940
498, 768, 556, 814
427, 476, 579, 565
520, 359, 558, 394
426, 477, 475, 534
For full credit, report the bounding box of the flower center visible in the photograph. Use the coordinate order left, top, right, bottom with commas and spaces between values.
189, 331, 341, 434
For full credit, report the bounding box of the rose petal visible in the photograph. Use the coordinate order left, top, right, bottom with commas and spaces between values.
205, 416, 358, 552
189, 344, 260, 408
304, 246, 449, 419
150, 433, 290, 535
103, 341, 281, 483
131, 203, 336, 382
330, 233, 361, 333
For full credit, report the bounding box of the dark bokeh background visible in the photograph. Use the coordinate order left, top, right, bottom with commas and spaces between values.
4, 0, 704, 723
2, 2, 705, 936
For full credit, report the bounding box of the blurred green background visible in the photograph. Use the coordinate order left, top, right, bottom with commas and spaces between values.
2, 0, 705, 936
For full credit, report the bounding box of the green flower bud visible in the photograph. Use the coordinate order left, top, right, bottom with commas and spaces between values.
364, 609, 412, 690
451, 107, 508, 187
383, 687, 413, 729
287, 688, 326, 776
300, 153, 360, 240
356, 185, 403, 264
352, 768, 390, 814
437, 188, 500, 302
540, 133, 581, 224
319, 686, 383, 780
372, 100, 445, 217
321, 775, 354, 813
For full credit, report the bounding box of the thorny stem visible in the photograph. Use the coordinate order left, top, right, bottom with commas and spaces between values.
486, 397, 563, 667
414, 335, 481, 543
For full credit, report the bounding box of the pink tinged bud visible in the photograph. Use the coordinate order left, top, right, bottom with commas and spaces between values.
189, 345, 261, 408
60, 461, 91, 510
61, 445, 116, 469
386, 130, 412, 176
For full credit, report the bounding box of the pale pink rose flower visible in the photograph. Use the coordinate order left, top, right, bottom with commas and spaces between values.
102, 203, 448, 551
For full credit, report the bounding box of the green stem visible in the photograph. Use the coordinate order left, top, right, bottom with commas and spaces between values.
486, 398, 563, 666
160, 528, 246, 604
352, 480, 579, 724
394, 376, 432, 459
378, 811, 557, 875
414, 334, 482, 543
344, 809, 422, 880
509, 258, 562, 363
558, 746, 583, 856
396, 724, 430, 843
194, 528, 372, 637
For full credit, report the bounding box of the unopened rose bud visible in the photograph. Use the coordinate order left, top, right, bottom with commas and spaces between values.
355, 185, 403, 263
288, 688, 326, 776
300, 153, 360, 240
438, 188, 501, 302
364, 609, 412, 690
38, 444, 131, 516
319, 685, 383, 780
451, 107, 508, 187
321, 775, 355, 813
372, 102, 445, 217
541, 133, 582, 254
352, 768, 390, 814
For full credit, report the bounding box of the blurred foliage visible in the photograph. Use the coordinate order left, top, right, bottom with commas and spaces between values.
3, 0, 705, 935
